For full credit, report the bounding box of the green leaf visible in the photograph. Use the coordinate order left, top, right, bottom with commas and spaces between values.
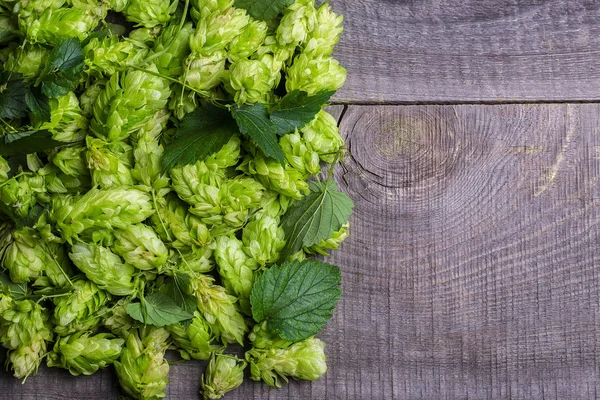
0, 130, 63, 157
270, 90, 335, 136
234, 0, 294, 20
25, 88, 50, 123
158, 274, 197, 315
40, 77, 77, 98
38, 38, 84, 99
161, 105, 238, 171
0, 72, 27, 119
251, 260, 342, 342
46, 37, 84, 78
0, 274, 28, 300
231, 103, 285, 165
126, 292, 194, 327
279, 180, 354, 260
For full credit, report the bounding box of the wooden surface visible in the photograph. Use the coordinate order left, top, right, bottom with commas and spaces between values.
331, 0, 600, 103
4, 1, 600, 399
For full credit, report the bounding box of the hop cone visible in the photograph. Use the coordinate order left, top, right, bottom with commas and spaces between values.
241, 216, 285, 266
190, 7, 249, 55
238, 152, 308, 200
84, 35, 150, 77
201, 354, 247, 400
303, 2, 344, 58
276, 0, 316, 51
187, 274, 247, 345
0, 298, 53, 380
3, 44, 48, 78
47, 332, 124, 375
86, 137, 135, 189
0, 172, 46, 219
279, 131, 321, 178
122, 0, 177, 28
90, 66, 171, 142
51, 187, 154, 244
103, 298, 136, 340
113, 224, 169, 272
53, 279, 110, 336
248, 321, 292, 350
185, 51, 227, 91
168, 311, 218, 360
152, 22, 194, 77
285, 52, 346, 95
69, 243, 138, 296
246, 337, 327, 388
228, 18, 267, 61
214, 235, 258, 315
300, 110, 344, 163
114, 327, 170, 400
305, 222, 349, 256
2, 227, 71, 288
225, 59, 273, 104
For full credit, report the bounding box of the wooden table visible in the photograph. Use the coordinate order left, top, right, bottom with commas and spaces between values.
3, 0, 600, 398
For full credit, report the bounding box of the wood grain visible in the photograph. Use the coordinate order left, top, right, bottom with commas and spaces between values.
2, 104, 600, 399
331, 0, 600, 103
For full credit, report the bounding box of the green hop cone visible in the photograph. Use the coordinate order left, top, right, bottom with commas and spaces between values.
241, 215, 285, 266
3, 44, 49, 78
185, 50, 227, 91
0, 174, 45, 219
22, 2, 107, 45
187, 274, 247, 345
103, 298, 136, 340
122, 0, 177, 28
47, 332, 124, 376
168, 86, 199, 119
168, 311, 219, 360
214, 235, 258, 315
238, 152, 309, 200
252, 190, 292, 220
276, 0, 317, 51
305, 222, 349, 256
86, 137, 135, 189
84, 35, 150, 78
69, 243, 138, 296
224, 58, 273, 104
285, 53, 347, 95
190, 7, 249, 55
79, 79, 106, 117
190, 0, 232, 21
0, 299, 53, 380
113, 224, 169, 272
131, 110, 170, 194
228, 19, 267, 61
150, 193, 212, 249
152, 22, 194, 77
50, 146, 90, 178
170, 245, 214, 274
248, 321, 292, 350
2, 227, 72, 288
303, 2, 344, 58
300, 109, 344, 163
52, 279, 110, 336
201, 354, 247, 400
38, 91, 88, 143
246, 337, 327, 388
90, 65, 171, 142
279, 131, 321, 178
114, 327, 170, 400
50, 187, 154, 244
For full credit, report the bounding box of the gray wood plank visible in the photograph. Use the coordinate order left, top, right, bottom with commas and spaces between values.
2, 103, 600, 399
331, 0, 600, 103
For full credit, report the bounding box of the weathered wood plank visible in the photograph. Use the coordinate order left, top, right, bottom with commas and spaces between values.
2, 104, 600, 399
331, 0, 600, 103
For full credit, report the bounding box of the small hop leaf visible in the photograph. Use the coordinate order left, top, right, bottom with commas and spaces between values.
251, 259, 342, 342
234, 0, 294, 20
231, 103, 285, 165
